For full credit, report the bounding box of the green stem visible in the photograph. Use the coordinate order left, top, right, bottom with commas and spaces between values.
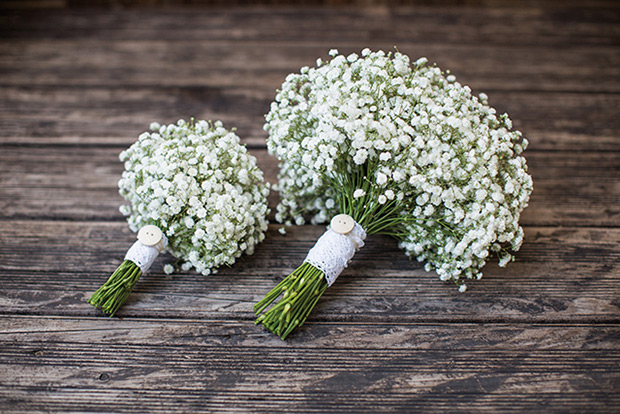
258, 156, 464, 339
89, 260, 142, 316
254, 262, 327, 340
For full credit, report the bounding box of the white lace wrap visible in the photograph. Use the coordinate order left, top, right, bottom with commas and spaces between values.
124, 234, 168, 274
304, 221, 366, 287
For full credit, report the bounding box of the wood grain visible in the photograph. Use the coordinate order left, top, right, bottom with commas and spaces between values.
0, 222, 618, 322
2, 8, 619, 46
2, 39, 619, 93
0, 3, 619, 413
1, 147, 618, 226
0, 316, 619, 413
0, 85, 618, 150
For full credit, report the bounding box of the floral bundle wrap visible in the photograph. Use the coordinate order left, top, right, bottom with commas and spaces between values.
254, 49, 533, 339
90, 119, 270, 316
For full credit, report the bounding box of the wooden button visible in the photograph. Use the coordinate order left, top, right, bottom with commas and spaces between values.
331, 214, 355, 234
137, 225, 163, 246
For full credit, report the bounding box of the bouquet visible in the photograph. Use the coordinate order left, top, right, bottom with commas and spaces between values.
90, 119, 270, 316
254, 49, 533, 339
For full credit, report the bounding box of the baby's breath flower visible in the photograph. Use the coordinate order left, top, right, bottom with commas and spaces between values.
265, 48, 532, 289
376, 172, 388, 186
119, 119, 270, 275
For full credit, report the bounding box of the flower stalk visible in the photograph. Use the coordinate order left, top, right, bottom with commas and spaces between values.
255, 48, 532, 339
89, 260, 142, 316
254, 262, 327, 339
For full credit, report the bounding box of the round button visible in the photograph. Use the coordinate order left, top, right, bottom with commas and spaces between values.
331, 214, 355, 234
137, 225, 163, 246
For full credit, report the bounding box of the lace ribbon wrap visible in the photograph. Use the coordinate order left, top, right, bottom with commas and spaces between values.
304, 221, 367, 287
124, 233, 168, 274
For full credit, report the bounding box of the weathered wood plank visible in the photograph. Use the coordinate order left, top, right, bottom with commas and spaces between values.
0, 146, 279, 222
0, 8, 620, 97
2, 8, 619, 47
1, 147, 618, 226
3, 0, 620, 10
1, 40, 618, 93
0, 86, 618, 150
3, 316, 620, 350
0, 5, 618, 413
0, 85, 269, 146
2, 388, 616, 414
0, 316, 618, 413
0, 223, 618, 322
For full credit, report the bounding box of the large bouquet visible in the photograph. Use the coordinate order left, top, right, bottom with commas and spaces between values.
255, 49, 533, 339
90, 119, 270, 316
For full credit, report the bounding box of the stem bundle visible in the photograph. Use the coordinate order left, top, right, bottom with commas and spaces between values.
254, 262, 327, 340
89, 260, 142, 316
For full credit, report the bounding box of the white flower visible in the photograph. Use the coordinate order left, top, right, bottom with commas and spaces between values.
265, 48, 532, 290
376, 172, 388, 186
498, 253, 513, 267
423, 204, 435, 216
163, 264, 175, 274
119, 120, 270, 276
347, 53, 358, 63
353, 148, 368, 165
185, 216, 195, 228
379, 152, 392, 161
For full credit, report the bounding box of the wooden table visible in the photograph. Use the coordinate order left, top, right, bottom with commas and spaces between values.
1, 3, 619, 412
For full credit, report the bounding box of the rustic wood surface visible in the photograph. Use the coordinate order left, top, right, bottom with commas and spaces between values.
1, 3, 619, 413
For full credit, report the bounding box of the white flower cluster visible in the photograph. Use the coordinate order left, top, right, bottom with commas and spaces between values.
118, 119, 270, 275
265, 49, 533, 288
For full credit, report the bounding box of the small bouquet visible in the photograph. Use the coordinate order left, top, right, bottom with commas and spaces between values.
90, 119, 270, 316
254, 49, 533, 339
